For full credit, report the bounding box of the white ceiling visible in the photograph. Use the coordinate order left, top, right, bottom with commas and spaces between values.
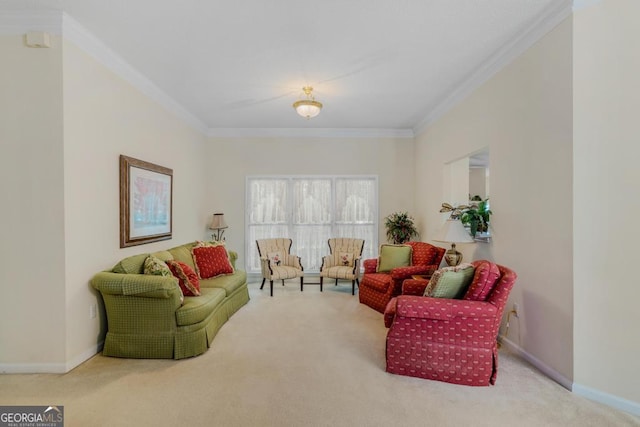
5, 0, 570, 133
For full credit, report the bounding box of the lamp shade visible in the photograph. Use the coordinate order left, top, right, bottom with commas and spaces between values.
432, 219, 474, 244
209, 213, 228, 230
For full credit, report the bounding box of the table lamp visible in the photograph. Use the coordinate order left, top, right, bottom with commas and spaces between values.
433, 219, 475, 266
209, 213, 228, 241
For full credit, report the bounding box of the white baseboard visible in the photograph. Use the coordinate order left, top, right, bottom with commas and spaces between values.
65, 342, 103, 372
498, 335, 573, 390
0, 342, 102, 374
573, 383, 640, 417
0, 362, 68, 374
500, 335, 640, 418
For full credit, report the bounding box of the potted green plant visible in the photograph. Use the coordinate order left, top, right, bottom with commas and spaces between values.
384, 211, 419, 244
461, 199, 492, 238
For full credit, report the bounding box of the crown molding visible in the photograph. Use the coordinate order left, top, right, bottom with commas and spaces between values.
413, 0, 573, 137
62, 13, 209, 135
0, 9, 62, 34
207, 127, 415, 139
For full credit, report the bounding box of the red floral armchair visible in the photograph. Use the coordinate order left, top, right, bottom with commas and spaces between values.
358, 241, 445, 313
384, 260, 517, 386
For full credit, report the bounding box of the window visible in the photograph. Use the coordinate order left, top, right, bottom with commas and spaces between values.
246, 176, 378, 274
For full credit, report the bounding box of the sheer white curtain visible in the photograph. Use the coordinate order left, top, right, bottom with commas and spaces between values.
246, 176, 377, 273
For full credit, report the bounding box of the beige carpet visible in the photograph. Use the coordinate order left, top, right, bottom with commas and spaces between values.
1, 281, 638, 427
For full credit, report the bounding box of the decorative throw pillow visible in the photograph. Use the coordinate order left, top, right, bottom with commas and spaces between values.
267, 251, 283, 266
143, 255, 172, 277
377, 244, 413, 272
192, 245, 234, 279
463, 260, 501, 301
166, 260, 200, 296
339, 252, 354, 267
424, 263, 475, 299
194, 240, 225, 248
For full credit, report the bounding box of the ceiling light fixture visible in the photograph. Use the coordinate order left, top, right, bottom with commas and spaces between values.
293, 86, 322, 119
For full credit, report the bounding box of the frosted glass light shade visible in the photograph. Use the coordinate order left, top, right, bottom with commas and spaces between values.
293, 100, 322, 118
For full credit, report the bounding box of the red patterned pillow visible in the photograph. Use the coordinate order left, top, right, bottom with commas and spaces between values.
192, 245, 234, 279
463, 260, 501, 301
406, 241, 438, 266
166, 260, 200, 296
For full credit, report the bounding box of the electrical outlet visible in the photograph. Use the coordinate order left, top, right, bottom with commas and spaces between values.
89, 304, 97, 319
513, 303, 519, 318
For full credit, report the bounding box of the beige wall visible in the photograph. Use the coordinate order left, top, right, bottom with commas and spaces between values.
0, 34, 66, 370
206, 137, 415, 270
61, 40, 209, 369
573, 0, 640, 405
0, 31, 208, 372
415, 18, 574, 383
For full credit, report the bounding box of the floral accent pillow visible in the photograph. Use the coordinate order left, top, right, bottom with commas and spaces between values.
267, 251, 283, 266
424, 263, 475, 299
339, 252, 354, 267
166, 260, 200, 297
192, 245, 234, 279
143, 255, 172, 277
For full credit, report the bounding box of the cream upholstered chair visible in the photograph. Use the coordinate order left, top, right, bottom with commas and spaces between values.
319, 238, 365, 295
256, 238, 304, 297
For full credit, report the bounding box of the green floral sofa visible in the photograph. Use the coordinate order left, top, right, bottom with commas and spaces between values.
91, 241, 249, 359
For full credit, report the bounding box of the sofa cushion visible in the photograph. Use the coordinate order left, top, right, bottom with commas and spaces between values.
150, 250, 174, 262
377, 244, 412, 272
143, 255, 172, 277
167, 260, 201, 296
112, 253, 149, 274
464, 260, 501, 301
176, 287, 226, 326
424, 263, 475, 299
192, 245, 235, 279
168, 243, 198, 270
200, 269, 247, 296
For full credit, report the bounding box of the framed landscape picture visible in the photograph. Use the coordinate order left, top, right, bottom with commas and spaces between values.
119, 155, 173, 248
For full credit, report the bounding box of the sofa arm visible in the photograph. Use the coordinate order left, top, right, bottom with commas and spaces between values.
402, 279, 429, 296
285, 254, 303, 270
320, 255, 335, 270
228, 250, 238, 269
363, 258, 378, 273
91, 272, 179, 298
395, 295, 497, 321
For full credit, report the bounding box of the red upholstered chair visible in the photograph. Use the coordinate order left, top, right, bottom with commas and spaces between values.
383, 260, 517, 386
358, 241, 445, 313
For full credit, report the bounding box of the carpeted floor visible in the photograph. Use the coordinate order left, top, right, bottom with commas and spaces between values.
1, 281, 638, 427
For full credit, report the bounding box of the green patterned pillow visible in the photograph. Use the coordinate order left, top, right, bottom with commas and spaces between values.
143, 255, 172, 277
424, 263, 475, 299
377, 244, 413, 272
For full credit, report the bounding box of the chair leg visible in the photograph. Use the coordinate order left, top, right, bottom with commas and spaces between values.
270, 280, 274, 297
300, 277, 304, 292
260, 278, 266, 290
282, 280, 285, 286
320, 276, 323, 292
335, 278, 338, 286
352, 280, 356, 295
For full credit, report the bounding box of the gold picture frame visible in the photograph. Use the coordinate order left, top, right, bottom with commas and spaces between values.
119, 155, 173, 248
